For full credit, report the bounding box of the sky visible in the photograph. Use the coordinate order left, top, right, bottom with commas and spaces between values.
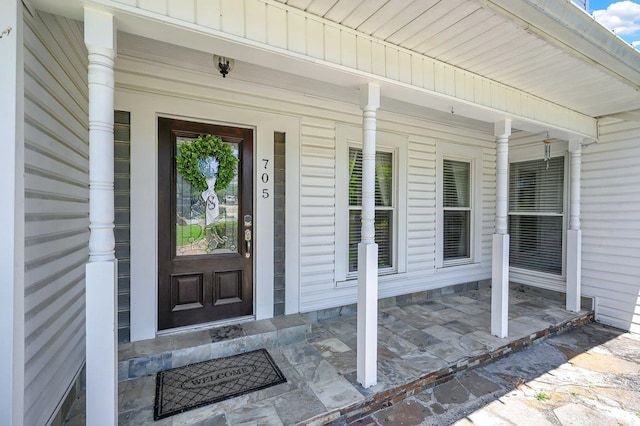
589, 0, 640, 47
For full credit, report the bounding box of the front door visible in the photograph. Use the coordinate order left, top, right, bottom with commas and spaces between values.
158, 118, 254, 330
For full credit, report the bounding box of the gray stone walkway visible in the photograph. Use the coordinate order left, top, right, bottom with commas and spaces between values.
352, 322, 640, 426
64, 287, 597, 425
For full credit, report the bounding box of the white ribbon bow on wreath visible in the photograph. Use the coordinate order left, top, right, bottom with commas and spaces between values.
202, 177, 220, 225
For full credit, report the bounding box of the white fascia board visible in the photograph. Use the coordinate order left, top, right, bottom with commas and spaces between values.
478, 0, 640, 91
84, 0, 597, 140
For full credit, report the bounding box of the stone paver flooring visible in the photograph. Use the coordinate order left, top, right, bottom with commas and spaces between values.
64, 287, 597, 425
353, 322, 640, 426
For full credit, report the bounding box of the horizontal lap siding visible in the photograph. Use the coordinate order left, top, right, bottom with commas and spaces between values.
407, 138, 436, 272
482, 150, 496, 262
582, 120, 640, 333
299, 121, 338, 309
23, 11, 88, 425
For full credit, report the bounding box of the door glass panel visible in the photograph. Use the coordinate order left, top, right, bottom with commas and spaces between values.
175, 137, 239, 256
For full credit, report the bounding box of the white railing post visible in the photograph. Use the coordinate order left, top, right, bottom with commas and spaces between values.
84, 8, 118, 426
357, 83, 380, 388
491, 120, 511, 338
566, 138, 582, 312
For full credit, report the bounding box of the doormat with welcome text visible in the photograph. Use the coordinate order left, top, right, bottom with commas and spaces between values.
154, 348, 287, 420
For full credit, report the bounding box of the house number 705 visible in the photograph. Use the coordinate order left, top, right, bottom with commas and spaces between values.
261, 159, 269, 198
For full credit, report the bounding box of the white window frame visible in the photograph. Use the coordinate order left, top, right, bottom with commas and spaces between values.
507, 147, 569, 281
436, 143, 483, 268
335, 125, 407, 285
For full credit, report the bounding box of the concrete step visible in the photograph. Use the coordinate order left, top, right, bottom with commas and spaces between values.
117, 314, 311, 382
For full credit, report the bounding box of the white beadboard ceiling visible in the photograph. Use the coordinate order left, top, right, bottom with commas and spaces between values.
29, 0, 640, 119
273, 0, 640, 118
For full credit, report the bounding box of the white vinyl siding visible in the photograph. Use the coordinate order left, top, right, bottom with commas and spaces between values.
582, 119, 640, 333
23, 11, 88, 425
508, 157, 565, 276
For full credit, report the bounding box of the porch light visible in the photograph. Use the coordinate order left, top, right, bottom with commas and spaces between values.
543, 132, 553, 169
213, 55, 234, 78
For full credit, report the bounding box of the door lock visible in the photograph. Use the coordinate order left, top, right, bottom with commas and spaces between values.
244, 229, 252, 258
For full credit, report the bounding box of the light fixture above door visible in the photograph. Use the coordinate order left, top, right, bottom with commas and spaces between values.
213, 55, 234, 78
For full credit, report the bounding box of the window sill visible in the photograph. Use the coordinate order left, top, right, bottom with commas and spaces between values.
509, 267, 565, 282
441, 258, 474, 268
436, 261, 482, 272
335, 271, 406, 288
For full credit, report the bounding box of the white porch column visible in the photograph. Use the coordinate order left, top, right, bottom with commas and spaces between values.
84, 8, 118, 426
491, 120, 511, 338
566, 138, 582, 312
357, 83, 380, 388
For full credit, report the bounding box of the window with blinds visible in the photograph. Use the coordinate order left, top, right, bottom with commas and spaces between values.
443, 159, 471, 262
348, 147, 394, 272
508, 156, 565, 275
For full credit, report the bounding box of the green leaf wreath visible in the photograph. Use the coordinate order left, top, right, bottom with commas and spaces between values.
176, 134, 238, 193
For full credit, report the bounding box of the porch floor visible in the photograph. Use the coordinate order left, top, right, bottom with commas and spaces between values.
64, 287, 592, 425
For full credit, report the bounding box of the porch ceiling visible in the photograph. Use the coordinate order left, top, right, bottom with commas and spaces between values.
27, 0, 640, 132
273, 0, 640, 119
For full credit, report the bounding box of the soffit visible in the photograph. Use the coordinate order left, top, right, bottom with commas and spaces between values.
27, 0, 640, 120
273, 0, 640, 118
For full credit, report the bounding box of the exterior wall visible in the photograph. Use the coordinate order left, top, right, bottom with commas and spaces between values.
298, 119, 496, 312
115, 50, 497, 334
23, 11, 88, 425
582, 119, 640, 333
1, 1, 25, 424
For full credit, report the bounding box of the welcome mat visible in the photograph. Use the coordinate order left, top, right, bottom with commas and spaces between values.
154, 348, 287, 420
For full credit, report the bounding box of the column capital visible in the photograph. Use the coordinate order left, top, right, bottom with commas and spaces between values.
360, 82, 380, 111
568, 136, 583, 154
84, 7, 116, 57
494, 119, 511, 139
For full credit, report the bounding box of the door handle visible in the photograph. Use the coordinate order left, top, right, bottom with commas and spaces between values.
244, 229, 252, 258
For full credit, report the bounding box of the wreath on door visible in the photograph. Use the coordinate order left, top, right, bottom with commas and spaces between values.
176, 134, 238, 192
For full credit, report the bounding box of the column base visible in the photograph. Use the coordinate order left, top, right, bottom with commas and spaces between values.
491, 234, 509, 338
86, 260, 118, 426
357, 242, 378, 388
566, 230, 582, 312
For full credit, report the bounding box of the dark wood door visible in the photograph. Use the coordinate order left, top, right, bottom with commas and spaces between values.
158, 118, 253, 330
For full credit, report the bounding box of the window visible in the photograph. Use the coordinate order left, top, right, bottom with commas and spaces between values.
348, 147, 394, 272
335, 125, 407, 284
508, 157, 565, 275
443, 159, 471, 261
436, 144, 482, 268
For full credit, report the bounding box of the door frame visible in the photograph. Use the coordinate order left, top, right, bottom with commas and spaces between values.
118, 89, 301, 341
